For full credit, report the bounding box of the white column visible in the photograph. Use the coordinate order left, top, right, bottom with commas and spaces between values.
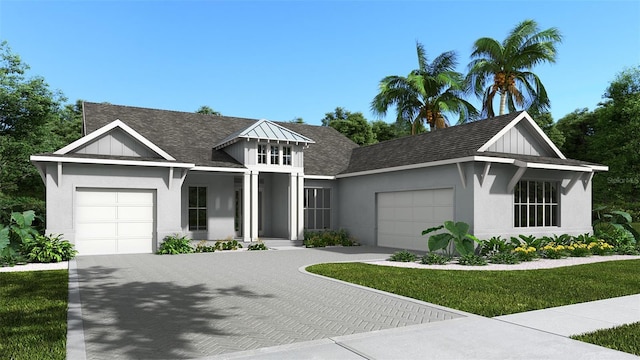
297, 174, 305, 239
250, 171, 259, 241
289, 173, 298, 240
242, 172, 251, 242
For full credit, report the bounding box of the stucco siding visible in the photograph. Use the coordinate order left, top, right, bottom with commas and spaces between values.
337, 164, 473, 247
487, 123, 552, 156
74, 129, 159, 158
43, 163, 182, 252
182, 172, 236, 240
473, 164, 593, 240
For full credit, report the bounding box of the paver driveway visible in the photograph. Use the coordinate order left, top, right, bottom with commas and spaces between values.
75, 246, 463, 359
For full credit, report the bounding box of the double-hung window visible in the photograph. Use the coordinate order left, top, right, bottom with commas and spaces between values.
257, 145, 267, 164
282, 146, 292, 165
304, 188, 331, 230
514, 181, 558, 227
188, 186, 207, 231
270, 145, 279, 165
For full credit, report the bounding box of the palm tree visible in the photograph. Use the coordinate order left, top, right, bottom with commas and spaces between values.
371, 42, 477, 134
467, 19, 562, 117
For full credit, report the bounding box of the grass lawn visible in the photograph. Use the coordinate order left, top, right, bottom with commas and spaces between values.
572, 322, 640, 356
306, 260, 640, 317
0, 270, 68, 360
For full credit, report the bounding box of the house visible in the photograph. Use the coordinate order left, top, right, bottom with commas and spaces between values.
30, 102, 607, 255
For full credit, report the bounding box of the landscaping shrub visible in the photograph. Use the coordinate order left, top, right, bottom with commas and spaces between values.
513, 245, 538, 261
247, 242, 268, 251
194, 240, 216, 253
21, 234, 77, 263
540, 243, 567, 259
388, 250, 417, 262
457, 253, 488, 266
487, 251, 520, 264
588, 240, 615, 256
422, 221, 480, 256
566, 242, 591, 257
157, 234, 194, 254
303, 229, 357, 247
420, 252, 451, 265
214, 239, 243, 250
478, 236, 514, 256
0, 210, 41, 266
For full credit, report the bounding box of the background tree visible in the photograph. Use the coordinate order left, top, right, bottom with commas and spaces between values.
195, 105, 221, 116
371, 42, 477, 134
288, 117, 304, 124
371, 120, 400, 143
467, 19, 562, 117
0, 41, 82, 224
321, 107, 376, 145
527, 109, 565, 148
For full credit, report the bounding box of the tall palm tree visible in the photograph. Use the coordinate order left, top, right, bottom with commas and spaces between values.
467, 19, 562, 117
371, 42, 477, 134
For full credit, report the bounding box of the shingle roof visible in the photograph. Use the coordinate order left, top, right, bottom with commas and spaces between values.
82, 102, 357, 175
341, 112, 524, 174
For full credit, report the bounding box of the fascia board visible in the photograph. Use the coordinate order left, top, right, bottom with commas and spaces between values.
54, 119, 176, 161
30, 155, 194, 168
304, 175, 336, 180
190, 166, 249, 173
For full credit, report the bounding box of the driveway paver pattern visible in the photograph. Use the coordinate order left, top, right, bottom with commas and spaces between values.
75, 246, 463, 359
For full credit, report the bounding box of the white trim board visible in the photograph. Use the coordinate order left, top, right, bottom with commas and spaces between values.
30, 155, 194, 169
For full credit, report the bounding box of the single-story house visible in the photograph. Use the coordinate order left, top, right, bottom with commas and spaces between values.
31, 102, 607, 255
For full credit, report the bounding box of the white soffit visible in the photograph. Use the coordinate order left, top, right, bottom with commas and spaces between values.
477, 111, 566, 160
54, 119, 176, 161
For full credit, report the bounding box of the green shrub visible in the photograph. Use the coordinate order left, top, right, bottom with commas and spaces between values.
567, 242, 591, 257
479, 236, 514, 256
247, 242, 268, 251
540, 243, 568, 259
194, 240, 216, 253
513, 246, 538, 261
422, 221, 480, 257
21, 234, 77, 263
389, 250, 417, 262
457, 254, 488, 266
157, 235, 193, 255
615, 243, 640, 255
214, 239, 243, 250
420, 252, 452, 265
487, 252, 520, 264
588, 240, 615, 256
303, 229, 357, 247
510, 234, 543, 249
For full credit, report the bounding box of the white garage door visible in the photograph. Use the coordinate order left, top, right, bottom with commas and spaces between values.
75, 188, 155, 255
377, 188, 454, 251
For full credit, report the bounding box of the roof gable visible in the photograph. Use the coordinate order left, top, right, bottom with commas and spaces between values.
55, 119, 175, 160
478, 111, 565, 159
214, 119, 315, 149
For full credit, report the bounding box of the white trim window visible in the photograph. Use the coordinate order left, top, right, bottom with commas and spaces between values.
282, 146, 292, 166
257, 144, 267, 164
188, 186, 207, 231
304, 188, 331, 230
270, 145, 279, 165
514, 181, 558, 227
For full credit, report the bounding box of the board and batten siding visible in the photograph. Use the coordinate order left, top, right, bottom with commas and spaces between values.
74, 128, 159, 158
486, 123, 551, 156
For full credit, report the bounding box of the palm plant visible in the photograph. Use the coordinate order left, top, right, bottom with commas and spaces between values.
467, 19, 562, 117
371, 42, 477, 134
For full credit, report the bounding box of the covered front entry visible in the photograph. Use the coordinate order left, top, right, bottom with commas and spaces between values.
235, 172, 304, 241
377, 188, 454, 251
75, 188, 155, 255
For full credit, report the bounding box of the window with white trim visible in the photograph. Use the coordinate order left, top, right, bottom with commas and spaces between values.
270, 145, 279, 165
282, 146, 292, 165
257, 144, 267, 164
304, 188, 331, 230
514, 181, 558, 227
188, 187, 207, 231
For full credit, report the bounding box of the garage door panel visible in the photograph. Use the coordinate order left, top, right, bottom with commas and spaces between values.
75, 189, 154, 255
377, 189, 454, 252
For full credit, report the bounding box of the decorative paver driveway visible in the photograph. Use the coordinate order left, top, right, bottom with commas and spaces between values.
75, 247, 463, 359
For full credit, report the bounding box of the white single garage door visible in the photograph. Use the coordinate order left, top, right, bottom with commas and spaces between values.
75, 188, 155, 255
377, 188, 454, 251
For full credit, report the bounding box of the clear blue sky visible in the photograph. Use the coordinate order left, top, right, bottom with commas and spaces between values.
1, 1, 638, 126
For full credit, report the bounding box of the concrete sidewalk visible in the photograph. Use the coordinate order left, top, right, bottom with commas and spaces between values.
202, 295, 640, 360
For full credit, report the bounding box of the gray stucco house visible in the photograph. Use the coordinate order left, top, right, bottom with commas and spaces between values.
31, 102, 607, 255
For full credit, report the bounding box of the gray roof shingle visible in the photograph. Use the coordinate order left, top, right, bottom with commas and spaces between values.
82, 102, 357, 175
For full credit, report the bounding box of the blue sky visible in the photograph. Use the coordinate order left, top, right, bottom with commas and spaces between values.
1, 1, 638, 126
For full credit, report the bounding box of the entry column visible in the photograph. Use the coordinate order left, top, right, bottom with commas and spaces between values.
250, 171, 259, 241
297, 174, 305, 240
242, 172, 251, 242
289, 172, 298, 240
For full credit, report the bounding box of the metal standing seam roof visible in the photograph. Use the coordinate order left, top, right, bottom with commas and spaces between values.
214, 119, 315, 149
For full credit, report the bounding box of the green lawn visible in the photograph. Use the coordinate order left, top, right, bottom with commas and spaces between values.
306, 260, 640, 317
572, 322, 640, 356
0, 270, 68, 360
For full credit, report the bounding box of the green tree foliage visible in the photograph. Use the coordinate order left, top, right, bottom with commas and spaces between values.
195, 105, 221, 115
0, 41, 81, 223
528, 109, 565, 148
557, 67, 640, 207
372, 42, 477, 134
370, 120, 400, 142
321, 107, 376, 145
468, 19, 562, 117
